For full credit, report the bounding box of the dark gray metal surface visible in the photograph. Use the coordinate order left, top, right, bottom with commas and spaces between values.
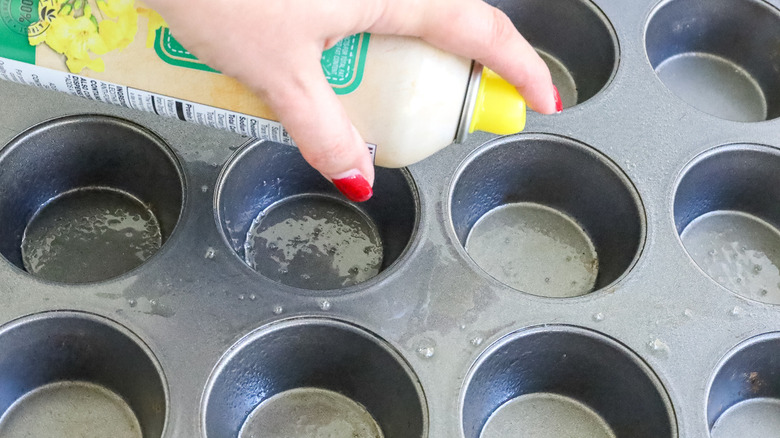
1, 0, 780, 436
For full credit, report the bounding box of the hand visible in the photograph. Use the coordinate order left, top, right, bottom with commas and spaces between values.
144, 0, 557, 201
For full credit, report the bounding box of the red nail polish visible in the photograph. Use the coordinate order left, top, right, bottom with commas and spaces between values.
553, 85, 563, 113
333, 174, 373, 202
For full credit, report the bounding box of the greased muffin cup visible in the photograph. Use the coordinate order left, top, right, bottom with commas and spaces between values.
0, 115, 183, 284
215, 139, 418, 293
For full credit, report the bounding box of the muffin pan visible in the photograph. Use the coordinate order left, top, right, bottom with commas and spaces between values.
1, 0, 780, 436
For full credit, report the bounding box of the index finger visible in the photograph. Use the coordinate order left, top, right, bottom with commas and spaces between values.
370, 0, 557, 114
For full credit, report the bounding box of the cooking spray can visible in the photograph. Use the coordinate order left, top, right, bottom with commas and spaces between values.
0, 0, 526, 167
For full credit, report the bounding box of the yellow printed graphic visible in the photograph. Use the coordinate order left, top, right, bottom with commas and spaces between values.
26, 0, 56, 41
27, 0, 139, 73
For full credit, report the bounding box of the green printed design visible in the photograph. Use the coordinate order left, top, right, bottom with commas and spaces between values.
154, 29, 369, 95
0, 0, 38, 63
321, 32, 369, 95
154, 27, 219, 73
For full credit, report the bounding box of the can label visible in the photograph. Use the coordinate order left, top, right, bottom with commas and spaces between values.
153, 27, 370, 95
0, 0, 376, 161
0, 0, 368, 92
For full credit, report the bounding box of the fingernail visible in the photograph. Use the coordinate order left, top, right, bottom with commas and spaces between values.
553, 85, 563, 113
332, 170, 373, 202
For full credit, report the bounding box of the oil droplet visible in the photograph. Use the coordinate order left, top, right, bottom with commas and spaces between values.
649, 338, 669, 354
249, 294, 257, 301
127, 298, 137, 307
760, 289, 769, 296
416, 346, 435, 359
415, 338, 436, 359
318, 299, 331, 311
205, 247, 216, 259
592, 312, 605, 322
201, 185, 209, 193
272, 305, 284, 315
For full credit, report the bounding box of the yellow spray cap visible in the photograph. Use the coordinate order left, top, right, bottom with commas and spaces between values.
468, 67, 526, 135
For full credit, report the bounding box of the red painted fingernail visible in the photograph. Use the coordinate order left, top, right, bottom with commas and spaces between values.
333, 171, 373, 202
553, 85, 563, 113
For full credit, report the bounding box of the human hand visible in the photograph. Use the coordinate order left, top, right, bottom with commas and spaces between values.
144, 0, 558, 201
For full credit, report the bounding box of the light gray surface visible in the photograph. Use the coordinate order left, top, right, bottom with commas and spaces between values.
479, 393, 616, 438
710, 398, 780, 438
238, 388, 383, 438
0, 382, 143, 438
21, 188, 163, 283
655, 53, 767, 123
242, 194, 384, 290
1, 0, 780, 436
465, 203, 598, 297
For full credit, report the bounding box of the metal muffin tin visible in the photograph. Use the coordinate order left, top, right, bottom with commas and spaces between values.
1, 0, 780, 436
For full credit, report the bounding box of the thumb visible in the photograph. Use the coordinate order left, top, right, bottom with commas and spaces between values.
261, 55, 375, 202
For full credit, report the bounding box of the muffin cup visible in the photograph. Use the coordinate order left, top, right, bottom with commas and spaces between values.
646, 0, 780, 122
216, 140, 419, 292
202, 318, 427, 438
461, 326, 676, 438
708, 333, 780, 437
0, 115, 184, 284
450, 133, 644, 298
675, 144, 780, 304
0, 312, 167, 437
